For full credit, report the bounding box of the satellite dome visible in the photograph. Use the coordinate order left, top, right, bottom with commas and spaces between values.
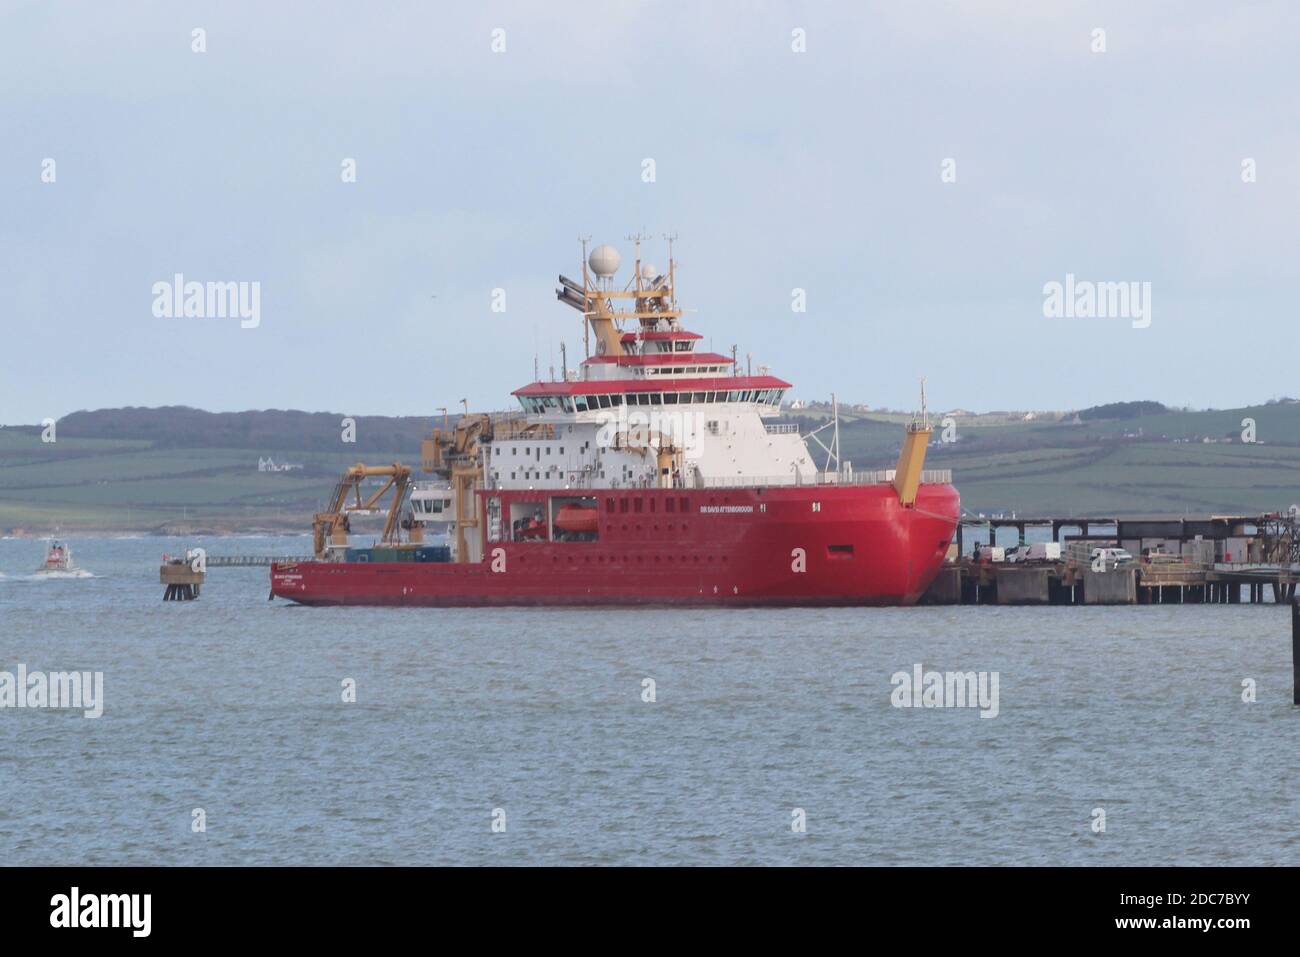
588, 244, 621, 278
640, 263, 658, 280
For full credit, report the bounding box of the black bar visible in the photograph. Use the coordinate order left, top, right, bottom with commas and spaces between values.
0, 865, 1288, 942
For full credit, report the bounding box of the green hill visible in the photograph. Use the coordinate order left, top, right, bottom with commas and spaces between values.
0, 407, 440, 535
2, 402, 1298, 534
796, 400, 1300, 517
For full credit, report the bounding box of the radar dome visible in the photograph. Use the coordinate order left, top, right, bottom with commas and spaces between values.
640, 263, 658, 280
588, 244, 621, 278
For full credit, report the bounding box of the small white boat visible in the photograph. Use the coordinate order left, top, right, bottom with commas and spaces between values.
34, 539, 80, 575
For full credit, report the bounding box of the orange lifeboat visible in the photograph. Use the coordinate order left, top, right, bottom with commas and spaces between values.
554, 505, 598, 534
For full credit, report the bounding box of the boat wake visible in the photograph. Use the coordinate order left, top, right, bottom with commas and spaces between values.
6, 569, 97, 581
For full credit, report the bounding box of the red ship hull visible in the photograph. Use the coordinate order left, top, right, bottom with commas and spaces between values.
271, 483, 959, 607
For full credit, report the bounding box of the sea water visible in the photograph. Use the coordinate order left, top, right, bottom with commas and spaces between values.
1, 536, 1296, 865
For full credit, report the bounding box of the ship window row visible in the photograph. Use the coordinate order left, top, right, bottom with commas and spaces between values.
508, 470, 604, 481
632, 341, 694, 355
642, 365, 726, 376
606, 496, 691, 514
413, 498, 450, 513
520, 389, 784, 414
520, 396, 568, 413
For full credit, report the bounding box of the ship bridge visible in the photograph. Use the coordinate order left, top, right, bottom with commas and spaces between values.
467, 237, 811, 493
619, 329, 702, 354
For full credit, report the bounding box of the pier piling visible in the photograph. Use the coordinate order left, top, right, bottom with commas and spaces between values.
1293, 599, 1299, 706
160, 559, 204, 601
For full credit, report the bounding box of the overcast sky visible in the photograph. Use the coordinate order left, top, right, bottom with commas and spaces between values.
3, 1, 1298, 425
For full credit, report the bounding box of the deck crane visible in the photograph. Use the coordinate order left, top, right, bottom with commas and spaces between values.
420, 412, 553, 564
312, 463, 412, 559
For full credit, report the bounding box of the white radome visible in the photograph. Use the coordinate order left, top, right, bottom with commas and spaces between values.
640, 263, 658, 280
588, 244, 621, 277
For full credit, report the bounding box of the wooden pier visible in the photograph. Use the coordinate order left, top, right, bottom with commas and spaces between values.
924, 558, 1300, 606
160, 558, 204, 600
159, 551, 309, 599
926, 510, 1300, 606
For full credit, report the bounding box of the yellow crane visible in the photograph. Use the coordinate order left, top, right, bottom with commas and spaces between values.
313, 463, 412, 559
420, 413, 553, 563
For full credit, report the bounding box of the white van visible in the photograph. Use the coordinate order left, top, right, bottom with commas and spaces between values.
1090, 547, 1133, 569
1024, 542, 1061, 562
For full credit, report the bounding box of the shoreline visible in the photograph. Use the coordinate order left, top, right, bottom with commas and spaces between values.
1, 526, 311, 539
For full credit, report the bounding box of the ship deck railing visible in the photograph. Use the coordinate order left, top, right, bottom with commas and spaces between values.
697, 469, 952, 489
480, 470, 953, 491
206, 555, 313, 567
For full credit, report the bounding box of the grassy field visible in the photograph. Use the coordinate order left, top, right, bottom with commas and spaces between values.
0, 427, 376, 534
797, 402, 1300, 518
2, 402, 1298, 534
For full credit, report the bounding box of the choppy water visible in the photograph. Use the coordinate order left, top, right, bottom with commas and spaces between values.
1, 535, 1297, 866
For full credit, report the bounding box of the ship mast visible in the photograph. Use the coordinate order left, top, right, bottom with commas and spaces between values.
580, 236, 591, 359
555, 233, 683, 361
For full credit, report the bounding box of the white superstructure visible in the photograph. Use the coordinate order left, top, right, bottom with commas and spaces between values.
492, 238, 816, 491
